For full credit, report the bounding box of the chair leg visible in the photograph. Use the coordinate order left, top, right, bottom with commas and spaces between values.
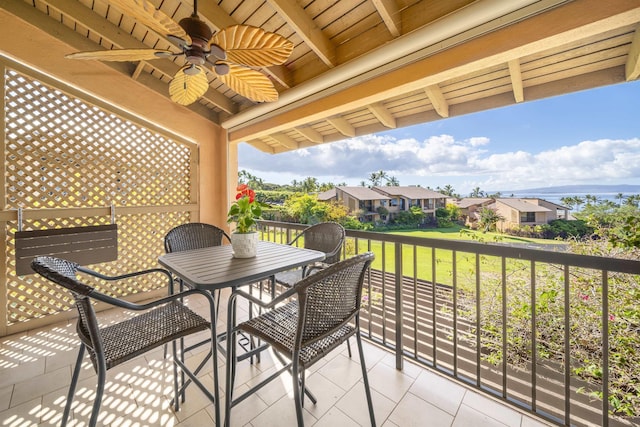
356, 332, 376, 427
172, 340, 180, 412
89, 350, 108, 427
61, 345, 85, 427
224, 296, 238, 427
291, 357, 305, 426
300, 369, 305, 407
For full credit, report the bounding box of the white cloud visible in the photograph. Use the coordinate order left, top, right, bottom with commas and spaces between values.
238, 135, 640, 192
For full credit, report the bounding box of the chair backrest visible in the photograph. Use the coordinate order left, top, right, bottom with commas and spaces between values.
294, 252, 374, 348
164, 222, 230, 253
31, 256, 102, 364
293, 222, 345, 265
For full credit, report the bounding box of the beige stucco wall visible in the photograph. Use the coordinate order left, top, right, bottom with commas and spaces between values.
0, 9, 230, 228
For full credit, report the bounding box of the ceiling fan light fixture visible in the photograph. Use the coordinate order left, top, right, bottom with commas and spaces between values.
169, 65, 209, 105
183, 64, 201, 75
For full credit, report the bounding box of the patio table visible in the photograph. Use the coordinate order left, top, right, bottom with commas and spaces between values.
158, 240, 326, 359
158, 240, 325, 291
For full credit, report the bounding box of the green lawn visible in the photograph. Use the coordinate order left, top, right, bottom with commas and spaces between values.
385, 225, 558, 246
350, 225, 563, 290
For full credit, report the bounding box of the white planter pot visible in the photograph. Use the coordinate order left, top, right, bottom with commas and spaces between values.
230, 232, 258, 258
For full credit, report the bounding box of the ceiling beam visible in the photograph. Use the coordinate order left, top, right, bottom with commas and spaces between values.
295, 126, 324, 143
247, 139, 277, 153
267, 0, 336, 68
132, 61, 145, 80
271, 132, 300, 149
508, 59, 525, 102
327, 117, 356, 137
368, 102, 396, 128
371, 0, 401, 37
424, 85, 449, 118
626, 26, 640, 81
43, 0, 238, 115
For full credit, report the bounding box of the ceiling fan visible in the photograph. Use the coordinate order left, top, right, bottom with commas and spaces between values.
65, 0, 293, 105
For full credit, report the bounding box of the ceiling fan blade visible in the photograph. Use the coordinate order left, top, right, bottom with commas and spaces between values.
108, 0, 188, 41
217, 63, 278, 103
211, 25, 293, 67
169, 65, 209, 106
65, 48, 174, 61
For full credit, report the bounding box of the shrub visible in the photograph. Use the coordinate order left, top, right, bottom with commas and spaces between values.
457, 239, 640, 418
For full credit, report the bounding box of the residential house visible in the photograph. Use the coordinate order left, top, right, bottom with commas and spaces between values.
330, 186, 391, 223
451, 198, 494, 228
490, 198, 570, 232
373, 186, 448, 223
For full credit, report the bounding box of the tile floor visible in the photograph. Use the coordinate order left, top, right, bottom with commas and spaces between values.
0, 289, 553, 426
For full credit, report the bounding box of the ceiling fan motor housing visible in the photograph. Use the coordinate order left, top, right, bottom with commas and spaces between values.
180, 15, 213, 45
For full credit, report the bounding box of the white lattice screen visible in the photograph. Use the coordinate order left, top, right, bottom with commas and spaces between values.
3, 68, 195, 328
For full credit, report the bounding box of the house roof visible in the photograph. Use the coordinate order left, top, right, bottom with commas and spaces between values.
3, 1, 639, 153
521, 198, 571, 210
453, 198, 494, 209
317, 188, 337, 201
337, 186, 391, 201
373, 186, 447, 199
495, 198, 551, 212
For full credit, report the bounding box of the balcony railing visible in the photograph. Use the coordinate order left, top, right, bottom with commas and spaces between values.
259, 220, 640, 427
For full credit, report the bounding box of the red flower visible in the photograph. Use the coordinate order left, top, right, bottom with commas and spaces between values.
227, 185, 267, 233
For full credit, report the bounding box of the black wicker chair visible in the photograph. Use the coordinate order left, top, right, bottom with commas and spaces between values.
30, 256, 221, 427
225, 252, 376, 427
164, 222, 230, 254
273, 222, 346, 288
165, 222, 230, 307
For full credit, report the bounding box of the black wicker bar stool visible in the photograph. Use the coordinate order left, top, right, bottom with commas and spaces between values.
225, 252, 377, 427
31, 256, 221, 427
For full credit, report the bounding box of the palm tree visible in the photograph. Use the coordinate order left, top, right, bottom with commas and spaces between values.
368, 170, 388, 187
623, 194, 640, 207
584, 194, 599, 206
386, 176, 400, 186
238, 170, 264, 189
441, 184, 456, 197
616, 192, 625, 206
300, 177, 318, 193
470, 187, 485, 198
560, 196, 576, 211
478, 207, 505, 233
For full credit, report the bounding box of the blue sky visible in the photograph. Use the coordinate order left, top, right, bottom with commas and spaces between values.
238, 80, 640, 195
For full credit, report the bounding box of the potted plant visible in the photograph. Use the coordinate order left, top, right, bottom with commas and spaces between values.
226, 184, 267, 258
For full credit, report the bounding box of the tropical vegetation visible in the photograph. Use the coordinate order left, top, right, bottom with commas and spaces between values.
243, 169, 640, 419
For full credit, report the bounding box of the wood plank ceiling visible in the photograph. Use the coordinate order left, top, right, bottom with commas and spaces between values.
3, 0, 640, 153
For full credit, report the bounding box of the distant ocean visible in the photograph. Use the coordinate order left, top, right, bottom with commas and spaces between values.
486, 185, 640, 209
504, 192, 633, 207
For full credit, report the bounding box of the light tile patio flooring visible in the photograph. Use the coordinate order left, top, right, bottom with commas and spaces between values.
0, 289, 553, 426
